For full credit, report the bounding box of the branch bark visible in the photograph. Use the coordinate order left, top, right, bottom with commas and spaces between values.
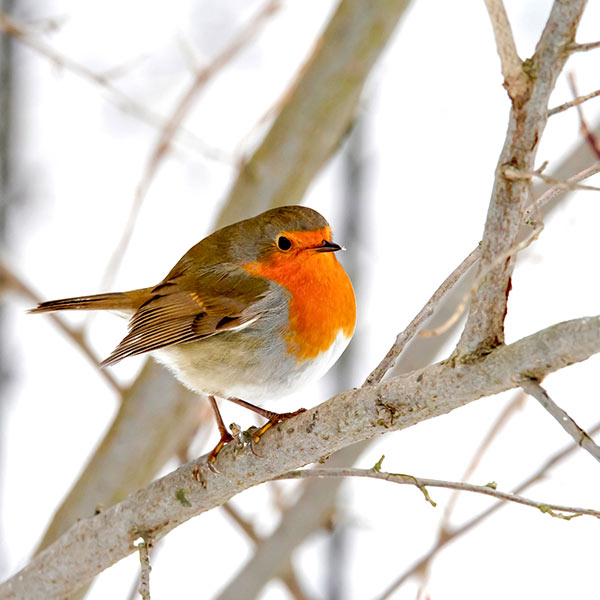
457, 0, 587, 355
35, 361, 201, 554
31, 0, 413, 562
278, 466, 600, 519
215, 0, 412, 228
2, 315, 599, 600
522, 380, 600, 463
378, 416, 600, 598
483, 0, 529, 100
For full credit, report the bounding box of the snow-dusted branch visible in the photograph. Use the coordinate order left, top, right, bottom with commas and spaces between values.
1, 315, 599, 600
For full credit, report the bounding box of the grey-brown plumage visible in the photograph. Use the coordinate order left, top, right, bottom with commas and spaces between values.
29, 206, 330, 372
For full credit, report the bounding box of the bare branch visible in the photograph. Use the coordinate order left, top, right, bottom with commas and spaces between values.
422, 161, 600, 339
365, 247, 480, 385
548, 87, 600, 117
568, 72, 600, 159
135, 539, 152, 600
523, 161, 600, 220
215, 0, 413, 228
35, 361, 202, 554
522, 381, 600, 464
100, 0, 282, 289
377, 417, 600, 599
2, 315, 599, 599
457, 0, 587, 356
220, 504, 309, 600
503, 165, 600, 191
375, 159, 600, 372
568, 40, 600, 53
0, 260, 121, 394
441, 392, 525, 523
0, 11, 230, 162
277, 465, 600, 519
483, 0, 529, 100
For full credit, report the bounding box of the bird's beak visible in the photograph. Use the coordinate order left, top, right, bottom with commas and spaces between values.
314, 239, 343, 252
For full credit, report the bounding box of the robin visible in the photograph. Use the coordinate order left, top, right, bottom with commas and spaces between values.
30, 205, 356, 463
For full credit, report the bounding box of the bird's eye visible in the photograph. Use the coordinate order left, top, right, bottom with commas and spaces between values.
277, 236, 292, 251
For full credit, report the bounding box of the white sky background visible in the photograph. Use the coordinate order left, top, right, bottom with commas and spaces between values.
2, 0, 600, 598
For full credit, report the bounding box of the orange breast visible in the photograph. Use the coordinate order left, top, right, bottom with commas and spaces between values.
244, 242, 356, 361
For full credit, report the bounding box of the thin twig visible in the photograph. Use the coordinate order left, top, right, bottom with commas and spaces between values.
441, 392, 526, 525
277, 466, 600, 519
483, 0, 528, 100
221, 503, 259, 543
523, 161, 600, 220
0, 260, 122, 395
136, 539, 152, 600
100, 0, 282, 290
421, 162, 600, 338
0, 11, 230, 163
503, 165, 600, 191
568, 72, 600, 159
364, 247, 480, 385
4, 316, 599, 599
367, 160, 600, 379
457, 0, 586, 355
521, 380, 600, 464
548, 87, 600, 116
220, 503, 309, 600
376, 418, 600, 599
568, 40, 600, 53
409, 393, 526, 598
420, 223, 542, 338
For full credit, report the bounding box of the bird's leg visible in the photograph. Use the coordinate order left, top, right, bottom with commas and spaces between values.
225, 396, 306, 443
207, 395, 234, 465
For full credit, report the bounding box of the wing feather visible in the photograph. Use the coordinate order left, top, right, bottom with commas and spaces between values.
101, 267, 269, 366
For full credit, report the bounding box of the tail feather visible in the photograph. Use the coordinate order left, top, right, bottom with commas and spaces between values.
29, 290, 148, 314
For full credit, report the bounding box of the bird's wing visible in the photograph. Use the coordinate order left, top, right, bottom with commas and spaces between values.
101, 264, 270, 366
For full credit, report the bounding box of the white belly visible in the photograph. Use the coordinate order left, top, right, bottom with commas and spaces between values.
153, 329, 352, 403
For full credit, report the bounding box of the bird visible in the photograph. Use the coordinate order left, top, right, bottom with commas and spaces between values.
30, 205, 356, 463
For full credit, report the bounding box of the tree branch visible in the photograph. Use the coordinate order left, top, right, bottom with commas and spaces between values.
365, 247, 480, 385
0, 11, 230, 162
483, 0, 529, 101
29, 0, 414, 567
457, 0, 587, 355
2, 315, 599, 599
135, 539, 152, 600
522, 380, 600, 464
568, 40, 600, 53
0, 260, 121, 395
100, 0, 282, 290
548, 87, 600, 117
35, 360, 202, 554
377, 417, 600, 598
215, 0, 412, 228
277, 465, 600, 519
